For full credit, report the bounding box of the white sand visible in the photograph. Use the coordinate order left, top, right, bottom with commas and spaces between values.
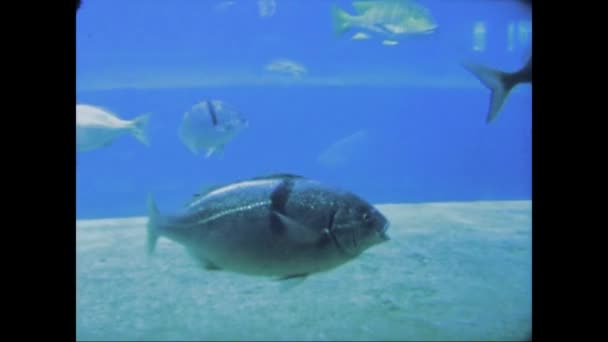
77, 201, 531, 341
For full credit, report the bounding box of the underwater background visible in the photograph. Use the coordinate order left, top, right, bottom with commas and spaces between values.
76, 0, 532, 340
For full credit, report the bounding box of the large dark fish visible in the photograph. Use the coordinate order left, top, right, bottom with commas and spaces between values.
146, 173, 390, 280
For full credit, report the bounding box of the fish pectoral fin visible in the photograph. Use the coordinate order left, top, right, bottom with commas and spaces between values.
205, 145, 225, 159
272, 212, 322, 243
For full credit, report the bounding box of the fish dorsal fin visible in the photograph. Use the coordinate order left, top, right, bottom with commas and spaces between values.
352, 1, 376, 14
249, 173, 304, 181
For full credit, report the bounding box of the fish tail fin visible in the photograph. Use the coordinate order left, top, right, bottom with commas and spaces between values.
462, 62, 516, 124
331, 5, 352, 36
146, 193, 161, 255
131, 113, 152, 146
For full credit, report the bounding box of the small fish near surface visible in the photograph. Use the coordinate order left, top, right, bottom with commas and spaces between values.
178, 100, 248, 158
146, 173, 390, 282
265, 59, 307, 78
332, 0, 438, 45
76, 104, 151, 152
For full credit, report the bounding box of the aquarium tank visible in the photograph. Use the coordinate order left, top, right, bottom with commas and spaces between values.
76, 0, 532, 340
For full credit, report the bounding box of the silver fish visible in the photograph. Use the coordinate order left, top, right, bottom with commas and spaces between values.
265, 59, 308, 78
76, 104, 151, 152
178, 100, 248, 158
146, 173, 390, 280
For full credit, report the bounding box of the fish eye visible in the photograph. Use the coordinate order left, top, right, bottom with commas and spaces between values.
362, 212, 370, 221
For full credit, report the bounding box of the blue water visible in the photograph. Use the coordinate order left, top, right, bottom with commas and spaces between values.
76, 1, 532, 219
76, 85, 531, 219
76, 1, 532, 340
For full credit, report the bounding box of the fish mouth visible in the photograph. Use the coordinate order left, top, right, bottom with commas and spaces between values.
378, 222, 390, 241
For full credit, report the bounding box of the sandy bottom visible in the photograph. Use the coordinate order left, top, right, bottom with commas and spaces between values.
76, 201, 531, 341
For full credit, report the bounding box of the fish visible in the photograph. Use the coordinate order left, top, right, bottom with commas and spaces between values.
214, 1, 236, 13
146, 173, 390, 281
178, 100, 248, 158
382, 39, 399, 46
76, 104, 151, 152
462, 55, 532, 123
258, 0, 277, 18
331, 0, 437, 43
265, 59, 307, 78
317, 130, 370, 168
